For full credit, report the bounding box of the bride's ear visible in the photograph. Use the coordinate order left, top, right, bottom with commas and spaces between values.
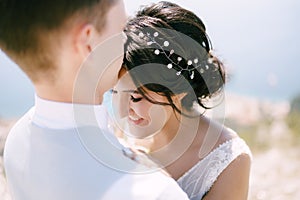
175, 93, 187, 101
172, 93, 187, 106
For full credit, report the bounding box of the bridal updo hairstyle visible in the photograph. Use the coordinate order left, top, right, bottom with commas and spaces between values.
123, 1, 226, 114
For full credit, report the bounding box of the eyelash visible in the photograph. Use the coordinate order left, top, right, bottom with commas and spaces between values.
130, 95, 142, 102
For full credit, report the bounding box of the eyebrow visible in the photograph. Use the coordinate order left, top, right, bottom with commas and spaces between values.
111, 89, 139, 94
122, 90, 139, 94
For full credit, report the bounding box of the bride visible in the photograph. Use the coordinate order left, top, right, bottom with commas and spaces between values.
111, 1, 252, 199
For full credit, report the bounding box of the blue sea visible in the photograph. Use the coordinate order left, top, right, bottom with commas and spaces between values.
1, 0, 300, 119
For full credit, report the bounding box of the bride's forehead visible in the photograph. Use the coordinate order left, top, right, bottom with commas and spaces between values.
116, 70, 135, 86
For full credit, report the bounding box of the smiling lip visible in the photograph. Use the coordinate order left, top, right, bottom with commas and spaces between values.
128, 116, 144, 125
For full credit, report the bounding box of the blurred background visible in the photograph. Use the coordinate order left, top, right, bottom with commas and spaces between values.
1, 0, 300, 199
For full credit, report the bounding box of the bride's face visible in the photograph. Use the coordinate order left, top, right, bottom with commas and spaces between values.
112, 69, 174, 139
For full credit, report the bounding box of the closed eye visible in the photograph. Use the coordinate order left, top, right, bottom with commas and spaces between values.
130, 95, 142, 103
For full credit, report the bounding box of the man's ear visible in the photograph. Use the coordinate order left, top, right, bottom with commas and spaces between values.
75, 24, 97, 58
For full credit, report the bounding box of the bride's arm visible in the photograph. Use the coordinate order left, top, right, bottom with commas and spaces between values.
203, 153, 251, 200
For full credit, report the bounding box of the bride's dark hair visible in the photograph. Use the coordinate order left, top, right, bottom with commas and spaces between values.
123, 1, 226, 114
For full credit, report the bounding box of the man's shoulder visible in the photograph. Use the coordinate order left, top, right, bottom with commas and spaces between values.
5, 108, 34, 145
3, 108, 34, 178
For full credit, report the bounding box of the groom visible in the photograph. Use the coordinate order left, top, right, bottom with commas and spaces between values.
0, 0, 188, 199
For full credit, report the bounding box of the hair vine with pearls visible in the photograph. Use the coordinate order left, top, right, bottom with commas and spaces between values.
136, 30, 216, 80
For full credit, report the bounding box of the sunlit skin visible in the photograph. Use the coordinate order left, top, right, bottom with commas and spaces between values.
112, 68, 176, 141
113, 68, 227, 172
112, 67, 251, 200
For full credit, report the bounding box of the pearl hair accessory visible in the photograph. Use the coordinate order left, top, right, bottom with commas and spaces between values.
138, 31, 213, 80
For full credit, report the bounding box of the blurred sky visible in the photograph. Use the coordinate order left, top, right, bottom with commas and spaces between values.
1, 0, 300, 118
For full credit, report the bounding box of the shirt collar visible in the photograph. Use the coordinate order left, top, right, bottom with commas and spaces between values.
32, 95, 109, 130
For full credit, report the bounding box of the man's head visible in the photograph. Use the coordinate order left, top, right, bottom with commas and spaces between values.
0, 0, 121, 82
0, 0, 127, 103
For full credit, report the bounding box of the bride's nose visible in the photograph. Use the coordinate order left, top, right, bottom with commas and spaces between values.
128, 108, 136, 117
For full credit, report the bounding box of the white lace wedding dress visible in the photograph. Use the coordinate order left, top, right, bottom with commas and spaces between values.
177, 137, 252, 200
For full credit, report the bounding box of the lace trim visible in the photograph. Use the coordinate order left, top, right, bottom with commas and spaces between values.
177, 137, 252, 200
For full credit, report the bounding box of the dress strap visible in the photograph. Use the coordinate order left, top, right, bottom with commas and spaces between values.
177, 137, 252, 200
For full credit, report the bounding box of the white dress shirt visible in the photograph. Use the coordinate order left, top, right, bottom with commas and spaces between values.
4, 95, 189, 200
